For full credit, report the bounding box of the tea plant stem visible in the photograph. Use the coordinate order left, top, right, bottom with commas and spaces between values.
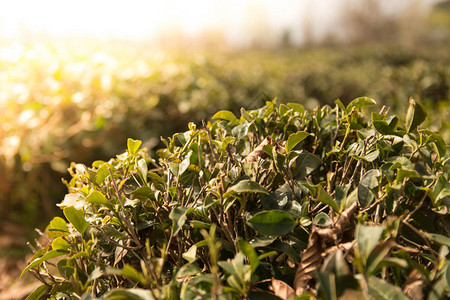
30, 270, 49, 286
401, 221, 438, 263
333, 104, 340, 146
99, 228, 140, 251
339, 155, 355, 186
203, 120, 219, 162
403, 186, 431, 223
327, 107, 334, 147
108, 167, 142, 247
211, 205, 235, 250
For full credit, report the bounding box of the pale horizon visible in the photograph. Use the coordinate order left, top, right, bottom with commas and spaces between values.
0, 0, 443, 46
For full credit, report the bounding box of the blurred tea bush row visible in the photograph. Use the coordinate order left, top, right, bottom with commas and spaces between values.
0, 42, 448, 227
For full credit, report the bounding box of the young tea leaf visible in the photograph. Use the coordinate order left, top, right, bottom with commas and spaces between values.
25, 284, 49, 300
286, 131, 310, 153
137, 158, 148, 184
21, 250, 68, 278
51, 237, 70, 251
287, 102, 305, 115
63, 206, 90, 235
237, 238, 260, 273
313, 212, 332, 227
368, 277, 409, 300
127, 138, 142, 155
227, 180, 269, 195
317, 188, 340, 212
45, 216, 69, 238
358, 169, 380, 208
405, 98, 427, 133
102, 288, 156, 300
86, 190, 109, 206
212, 110, 237, 122
356, 225, 384, 267
170, 207, 190, 236
347, 97, 376, 111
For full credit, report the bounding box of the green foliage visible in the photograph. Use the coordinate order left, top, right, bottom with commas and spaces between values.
23, 99, 450, 299
1, 43, 449, 231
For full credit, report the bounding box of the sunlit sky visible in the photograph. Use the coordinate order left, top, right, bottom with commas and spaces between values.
0, 0, 442, 46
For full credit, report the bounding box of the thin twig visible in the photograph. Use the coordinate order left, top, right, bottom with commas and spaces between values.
202, 120, 219, 162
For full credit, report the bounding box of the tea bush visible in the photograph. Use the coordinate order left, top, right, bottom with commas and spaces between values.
23, 98, 449, 299
1, 43, 449, 229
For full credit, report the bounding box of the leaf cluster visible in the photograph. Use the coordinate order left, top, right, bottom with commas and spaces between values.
24, 98, 450, 299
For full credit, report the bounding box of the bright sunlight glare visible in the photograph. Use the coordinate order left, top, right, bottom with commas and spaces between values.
0, 0, 347, 45
0, 0, 441, 46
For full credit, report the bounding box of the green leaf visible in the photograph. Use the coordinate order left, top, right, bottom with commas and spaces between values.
237, 238, 260, 273
63, 206, 90, 235
137, 158, 148, 184
265, 240, 302, 263
51, 237, 70, 251
395, 168, 419, 183
436, 187, 450, 204
169, 207, 190, 236
106, 265, 145, 284
220, 136, 236, 152
121, 265, 145, 283
177, 262, 201, 278
364, 149, 380, 162
132, 186, 153, 200
178, 157, 190, 176
317, 272, 337, 300
95, 163, 111, 185
425, 233, 450, 247
321, 250, 360, 295
313, 212, 332, 227
147, 172, 164, 184
102, 288, 156, 300
347, 97, 376, 111
446, 263, 450, 292
279, 103, 290, 116
21, 250, 68, 278
317, 188, 340, 212
86, 190, 109, 206
182, 245, 197, 262
220, 251, 250, 274
272, 147, 286, 173
405, 98, 427, 133
45, 216, 69, 238
358, 169, 380, 208
368, 277, 409, 300
286, 131, 310, 152
372, 113, 390, 135
127, 138, 142, 155
366, 243, 394, 276
25, 284, 49, 300
232, 123, 250, 140
287, 102, 305, 115
294, 152, 322, 179
356, 225, 384, 266
227, 180, 269, 195
212, 110, 237, 122
247, 210, 297, 237
335, 99, 347, 114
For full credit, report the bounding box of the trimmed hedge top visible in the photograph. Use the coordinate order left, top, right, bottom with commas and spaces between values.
24, 98, 449, 299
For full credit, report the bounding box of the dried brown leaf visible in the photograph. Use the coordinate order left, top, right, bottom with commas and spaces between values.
270, 278, 295, 300
294, 202, 359, 295
244, 136, 276, 162
403, 269, 425, 300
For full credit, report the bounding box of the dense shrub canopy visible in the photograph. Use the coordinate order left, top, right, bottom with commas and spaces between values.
1, 44, 449, 230
24, 98, 449, 299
